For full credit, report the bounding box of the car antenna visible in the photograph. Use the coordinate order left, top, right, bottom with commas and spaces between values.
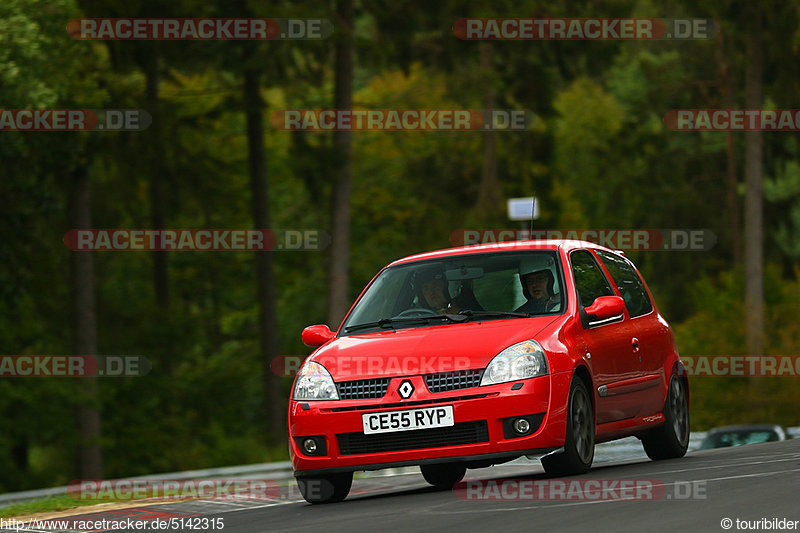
529, 192, 536, 240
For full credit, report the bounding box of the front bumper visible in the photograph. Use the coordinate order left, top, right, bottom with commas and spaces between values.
289, 372, 571, 476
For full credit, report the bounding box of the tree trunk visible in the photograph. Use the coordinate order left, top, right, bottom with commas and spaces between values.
744, 4, 764, 359
327, 0, 354, 329
145, 50, 169, 310
70, 164, 103, 479
716, 32, 742, 265
244, 69, 284, 445
476, 42, 499, 219
11, 436, 28, 472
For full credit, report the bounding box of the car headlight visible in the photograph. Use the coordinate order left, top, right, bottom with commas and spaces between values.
480, 340, 548, 386
293, 361, 339, 400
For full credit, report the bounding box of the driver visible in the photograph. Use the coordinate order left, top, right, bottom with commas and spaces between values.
515, 255, 560, 314
414, 266, 459, 314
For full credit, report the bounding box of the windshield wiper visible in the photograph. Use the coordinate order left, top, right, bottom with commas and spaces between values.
344, 314, 468, 332
457, 310, 531, 320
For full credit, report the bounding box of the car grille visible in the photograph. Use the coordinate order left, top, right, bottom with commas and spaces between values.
424, 369, 483, 393
328, 393, 489, 412
336, 378, 390, 400
337, 421, 489, 455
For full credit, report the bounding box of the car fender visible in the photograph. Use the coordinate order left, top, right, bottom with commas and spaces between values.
543, 363, 593, 446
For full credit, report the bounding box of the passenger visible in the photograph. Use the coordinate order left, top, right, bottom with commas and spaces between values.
515, 255, 560, 314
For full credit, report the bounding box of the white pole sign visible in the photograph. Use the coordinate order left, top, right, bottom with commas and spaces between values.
507, 197, 539, 221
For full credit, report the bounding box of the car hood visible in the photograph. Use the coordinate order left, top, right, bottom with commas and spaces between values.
310, 316, 559, 381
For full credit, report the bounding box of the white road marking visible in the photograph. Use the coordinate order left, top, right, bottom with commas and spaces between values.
416, 467, 800, 514
636, 453, 800, 477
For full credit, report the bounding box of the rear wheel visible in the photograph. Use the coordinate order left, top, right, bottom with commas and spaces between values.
642, 376, 689, 460
296, 472, 353, 504
420, 462, 467, 489
541, 377, 594, 476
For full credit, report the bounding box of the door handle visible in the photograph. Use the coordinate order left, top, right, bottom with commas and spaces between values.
631, 337, 640, 353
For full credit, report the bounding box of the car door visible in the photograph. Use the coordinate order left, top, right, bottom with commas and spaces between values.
595, 250, 665, 417
569, 250, 639, 424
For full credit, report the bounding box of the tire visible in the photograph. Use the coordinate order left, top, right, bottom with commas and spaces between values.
541, 377, 594, 476
296, 472, 353, 504
420, 462, 467, 489
642, 375, 689, 460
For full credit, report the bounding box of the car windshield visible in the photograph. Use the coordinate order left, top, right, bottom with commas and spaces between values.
699, 429, 780, 449
341, 251, 564, 335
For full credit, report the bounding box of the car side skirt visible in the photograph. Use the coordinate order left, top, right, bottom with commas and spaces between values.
595, 412, 667, 443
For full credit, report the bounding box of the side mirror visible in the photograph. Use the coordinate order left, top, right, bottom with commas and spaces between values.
585, 296, 625, 321
301, 324, 336, 347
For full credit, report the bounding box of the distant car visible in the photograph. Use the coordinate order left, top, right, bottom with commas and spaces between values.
289, 240, 689, 503
699, 424, 791, 449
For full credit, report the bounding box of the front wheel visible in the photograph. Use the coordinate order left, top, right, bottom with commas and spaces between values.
541, 377, 594, 476
296, 472, 353, 504
642, 376, 689, 460
420, 462, 467, 489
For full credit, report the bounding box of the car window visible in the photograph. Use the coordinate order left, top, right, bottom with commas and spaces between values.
344, 268, 413, 326
596, 251, 653, 317
472, 269, 525, 311
341, 251, 564, 333
569, 250, 614, 308
701, 430, 780, 449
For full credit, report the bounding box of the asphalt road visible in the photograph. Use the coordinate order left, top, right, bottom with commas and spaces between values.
7, 439, 800, 533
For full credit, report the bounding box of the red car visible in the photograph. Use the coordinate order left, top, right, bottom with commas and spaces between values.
289, 240, 689, 503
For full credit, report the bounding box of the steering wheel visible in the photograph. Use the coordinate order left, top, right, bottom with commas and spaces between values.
396, 308, 439, 318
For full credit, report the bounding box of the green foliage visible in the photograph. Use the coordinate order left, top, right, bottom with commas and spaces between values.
0, 494, 114, 519
674, 266, 800, 429
765, 155, 800, 258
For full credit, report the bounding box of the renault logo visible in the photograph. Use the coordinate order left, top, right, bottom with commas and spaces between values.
398, 380, 415, 399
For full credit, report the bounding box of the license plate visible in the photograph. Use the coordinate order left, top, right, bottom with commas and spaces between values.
362, 406, 454, 435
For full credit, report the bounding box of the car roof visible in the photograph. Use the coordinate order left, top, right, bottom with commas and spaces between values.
388, 239, 623, 267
